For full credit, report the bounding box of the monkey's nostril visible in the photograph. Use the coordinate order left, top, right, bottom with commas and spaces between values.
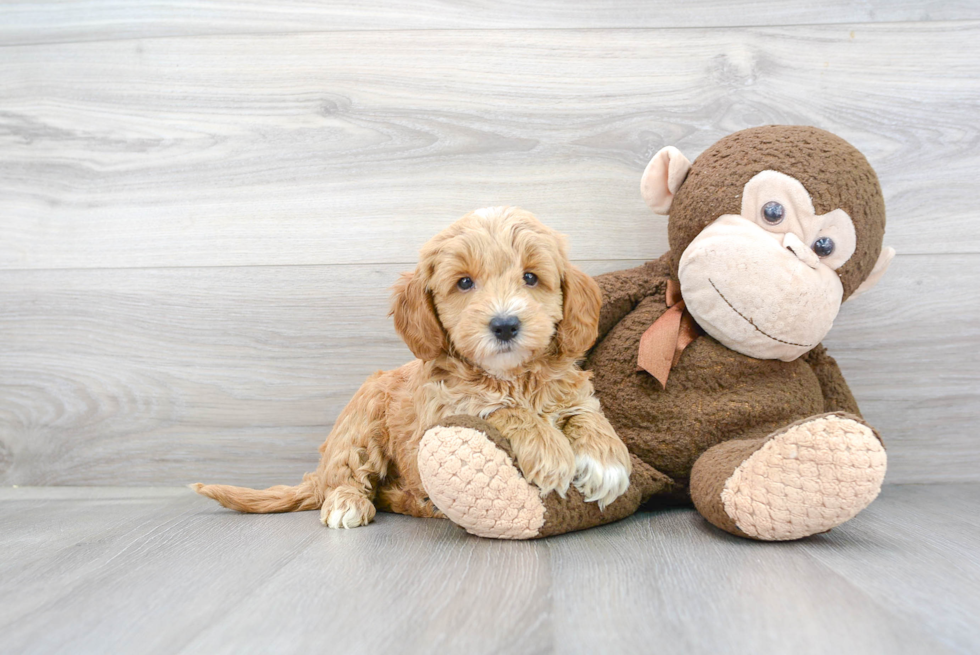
783, 233, 820, 269
489, 315, 521, 342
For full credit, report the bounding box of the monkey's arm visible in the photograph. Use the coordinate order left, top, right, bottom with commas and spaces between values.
802, 344, 862, 416
593, 257, 668, 343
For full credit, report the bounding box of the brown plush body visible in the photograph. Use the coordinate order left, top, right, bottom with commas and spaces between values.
586, 253, 858, 502
418, 126, 892, 540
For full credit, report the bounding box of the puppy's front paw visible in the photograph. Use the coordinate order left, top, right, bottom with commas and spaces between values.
319, 488, 376, 529
512, 433, 576, 499
572, 438, 632, 510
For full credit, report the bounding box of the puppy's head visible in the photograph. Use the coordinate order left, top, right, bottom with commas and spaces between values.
391, 207, 601, 377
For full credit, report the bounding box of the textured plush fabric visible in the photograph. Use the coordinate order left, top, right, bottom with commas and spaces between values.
640, 145, 692, 213
418, 417, 546, 539
420, 416, 670, 538
437, 414, 518, 459
678, 213, 845, 361
588, 254, 832, 498
666, 126, 886, 299
537, 455, 670, 538
419, 126, 889, 541
801, 345, 862, 415
689, 438, 764, 539
421, 255, 882, 540
719, 413, 886, 541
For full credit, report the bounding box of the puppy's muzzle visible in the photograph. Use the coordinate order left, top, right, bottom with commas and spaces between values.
489, 315, 521, 343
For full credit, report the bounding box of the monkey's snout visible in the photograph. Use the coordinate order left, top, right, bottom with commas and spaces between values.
782, 233, 820, 269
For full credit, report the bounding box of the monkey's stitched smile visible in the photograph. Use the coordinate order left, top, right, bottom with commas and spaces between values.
707, 279, 813, 348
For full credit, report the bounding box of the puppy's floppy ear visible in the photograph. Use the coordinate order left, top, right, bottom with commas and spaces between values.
555, 264, 602, 358
390, 269, 446, 361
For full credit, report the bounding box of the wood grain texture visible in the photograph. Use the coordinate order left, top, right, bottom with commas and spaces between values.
824, 253, 980, 484
799, 484, 980, 654
1, 484, 977, 654
1, 255, 976, 487
1, 23, 978, 270
0, 260, 636, 486
1, 10, 976, 490
2, 1, 979, 46
549, 485, 975, 655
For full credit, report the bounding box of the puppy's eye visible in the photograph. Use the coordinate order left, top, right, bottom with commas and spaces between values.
812, 237, 835, 257
762, 201, 785, 225
456, 277, 474, 291
522, 272, 538, 287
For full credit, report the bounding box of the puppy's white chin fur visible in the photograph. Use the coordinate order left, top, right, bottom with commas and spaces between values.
477, 348, 533, 379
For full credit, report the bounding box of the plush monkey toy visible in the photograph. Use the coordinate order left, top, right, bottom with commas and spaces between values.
417, 126, 894, 540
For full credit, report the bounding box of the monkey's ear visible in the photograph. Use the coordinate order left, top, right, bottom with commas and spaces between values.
848, 246, 895, 301
641, 146, 692, 214
390, 270, 446, 360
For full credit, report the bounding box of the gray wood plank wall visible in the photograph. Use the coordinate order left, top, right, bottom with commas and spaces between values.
3, 2, 980, 45
1, 3, 977, 486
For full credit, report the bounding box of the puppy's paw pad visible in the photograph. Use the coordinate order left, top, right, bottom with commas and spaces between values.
573, 455, 630, 509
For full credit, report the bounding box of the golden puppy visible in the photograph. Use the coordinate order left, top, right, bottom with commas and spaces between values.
193, 207, 631, 528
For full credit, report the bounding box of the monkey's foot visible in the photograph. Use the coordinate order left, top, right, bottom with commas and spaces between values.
693, 413, 887, 541
418, 415, 651, 540
418, 416, 547, 539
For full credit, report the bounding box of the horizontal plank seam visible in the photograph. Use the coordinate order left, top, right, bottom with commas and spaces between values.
1, 19, 979, 49
0, 251, 968, 275
0, 258, 653, 274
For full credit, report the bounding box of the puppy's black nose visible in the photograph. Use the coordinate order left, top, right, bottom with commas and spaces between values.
490, 315, 521, 342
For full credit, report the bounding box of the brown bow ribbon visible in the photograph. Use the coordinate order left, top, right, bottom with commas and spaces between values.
637, 279, 701, 388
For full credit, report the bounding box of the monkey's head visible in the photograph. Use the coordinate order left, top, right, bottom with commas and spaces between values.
641, 126, 894, 361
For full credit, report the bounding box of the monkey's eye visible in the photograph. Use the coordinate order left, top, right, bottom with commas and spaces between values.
812, 237, 835, 258
522, 272, 539, 287
456, 277, 474, 291
762, 201, 785, 224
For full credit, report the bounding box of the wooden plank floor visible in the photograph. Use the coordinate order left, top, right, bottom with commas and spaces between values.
1, 484, 978, 654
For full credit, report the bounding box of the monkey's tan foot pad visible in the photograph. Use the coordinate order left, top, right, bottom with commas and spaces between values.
722, 413, 887, 541
419, 415, 647, 539
418, 422, 546, 539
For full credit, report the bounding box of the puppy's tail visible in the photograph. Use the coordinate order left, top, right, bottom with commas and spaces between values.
190, 476, 321, 513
